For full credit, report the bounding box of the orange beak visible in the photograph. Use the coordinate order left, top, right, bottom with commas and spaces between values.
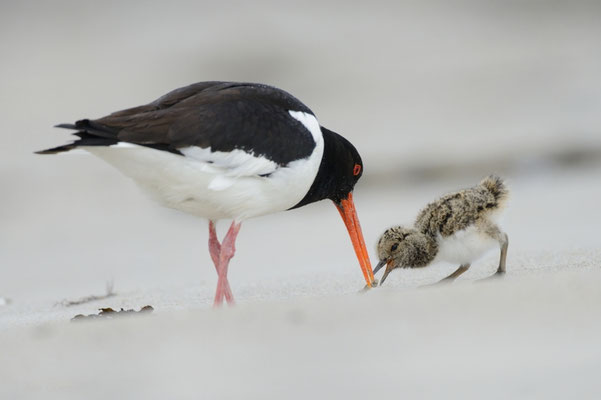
335, 192, 376, 288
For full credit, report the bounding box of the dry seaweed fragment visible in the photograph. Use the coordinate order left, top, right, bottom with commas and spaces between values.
60, 281, 116, 307
71, 305, 154, 321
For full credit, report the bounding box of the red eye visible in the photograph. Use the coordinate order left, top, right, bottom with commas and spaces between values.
353, 164, 361, 176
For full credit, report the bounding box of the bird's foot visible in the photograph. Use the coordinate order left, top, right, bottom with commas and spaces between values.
476, 270, 506, 283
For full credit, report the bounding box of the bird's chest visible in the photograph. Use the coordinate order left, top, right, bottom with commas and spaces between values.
433, 226, 497, 265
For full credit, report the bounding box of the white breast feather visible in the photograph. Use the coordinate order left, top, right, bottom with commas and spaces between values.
433, 225, 498, 265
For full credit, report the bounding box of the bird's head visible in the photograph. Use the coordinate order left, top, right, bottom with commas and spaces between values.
374, 226, 438, 285
323, 129, 363, 205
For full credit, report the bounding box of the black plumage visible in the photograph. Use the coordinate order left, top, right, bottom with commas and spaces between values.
37, 82, 317, 165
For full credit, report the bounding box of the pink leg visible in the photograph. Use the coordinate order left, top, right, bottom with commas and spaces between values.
212, 221, 242, 306
208, 221, 234, 304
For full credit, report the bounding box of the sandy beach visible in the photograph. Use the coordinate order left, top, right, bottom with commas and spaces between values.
1, 1, 600, 398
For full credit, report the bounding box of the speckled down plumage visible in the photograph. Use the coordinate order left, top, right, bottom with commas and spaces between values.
376, 176, 509, 284
415, 175, 508, 237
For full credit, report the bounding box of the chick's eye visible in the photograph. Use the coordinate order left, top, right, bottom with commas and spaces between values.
391, 243, 399, 252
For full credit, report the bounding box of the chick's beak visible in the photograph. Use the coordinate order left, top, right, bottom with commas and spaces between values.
374, 259, 387, 275
379, 260, 395, 286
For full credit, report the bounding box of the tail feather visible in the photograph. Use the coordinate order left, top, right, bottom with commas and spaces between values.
35, 130, 118, 154
54, 123, 77, 130
37, 120, 181, 155
480, 175, 508, 202
35, 142, 79, 154
71, 119, 120, 138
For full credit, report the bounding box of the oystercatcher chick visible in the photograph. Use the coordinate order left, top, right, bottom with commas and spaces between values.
37, 81, 376, 305
374, 175, 509, 286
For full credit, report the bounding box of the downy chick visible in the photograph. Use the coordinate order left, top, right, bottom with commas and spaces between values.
375, 175, 509, 285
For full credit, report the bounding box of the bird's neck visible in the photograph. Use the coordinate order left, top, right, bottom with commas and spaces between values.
289, 127, 347, 209
403, 233, 439, 267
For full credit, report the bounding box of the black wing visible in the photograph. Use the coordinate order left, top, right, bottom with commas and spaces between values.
38, 82, 318, 166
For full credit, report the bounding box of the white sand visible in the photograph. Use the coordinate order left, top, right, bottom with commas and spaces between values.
1, 270, 600, 399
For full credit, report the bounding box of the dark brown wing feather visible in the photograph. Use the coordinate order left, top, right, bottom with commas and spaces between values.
40, 82, 318, 165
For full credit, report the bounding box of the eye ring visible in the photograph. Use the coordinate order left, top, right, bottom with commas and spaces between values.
353, 164, 361, 176
391, 243, 399, 252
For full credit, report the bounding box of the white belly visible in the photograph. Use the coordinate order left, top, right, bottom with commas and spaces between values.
84, 143, 323, 221
433, 225, 498, 265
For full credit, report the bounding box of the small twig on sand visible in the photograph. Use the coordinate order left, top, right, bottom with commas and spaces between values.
59, 280, 116, 307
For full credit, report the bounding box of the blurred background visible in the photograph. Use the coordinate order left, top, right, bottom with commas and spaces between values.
1, 0, 600, 311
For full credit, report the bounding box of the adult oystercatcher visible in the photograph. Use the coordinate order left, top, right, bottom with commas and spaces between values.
37, 81, 376, 305
374, 175, 509, 285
